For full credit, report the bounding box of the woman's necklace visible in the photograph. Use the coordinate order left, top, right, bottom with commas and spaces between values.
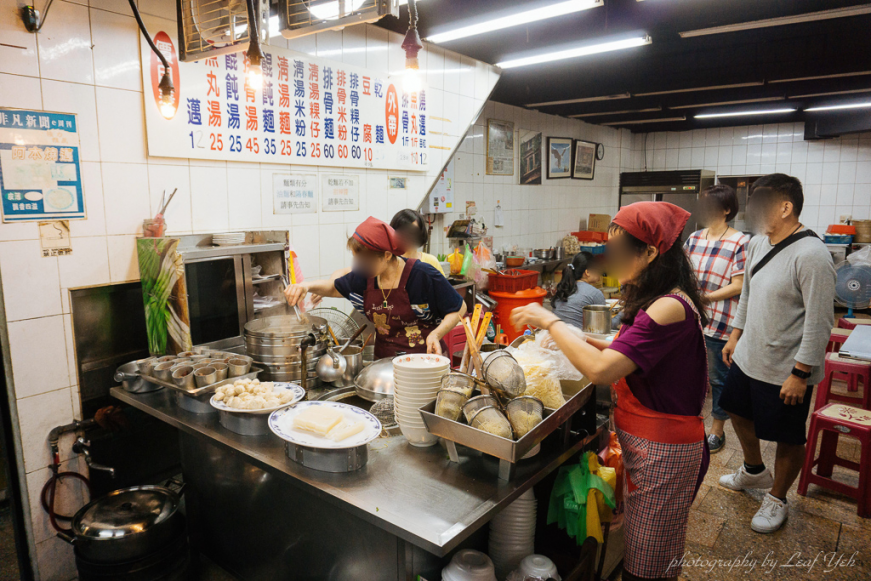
377, 261, 399, 308
706, 225, 729, 242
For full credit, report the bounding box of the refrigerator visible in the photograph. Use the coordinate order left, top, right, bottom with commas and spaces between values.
618, 170, 716, 240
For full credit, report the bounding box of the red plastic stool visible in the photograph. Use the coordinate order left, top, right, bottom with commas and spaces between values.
444, 323, 467, 369
826, 328, 852, 354
798, 404, 871, 518
815, 353, 871, 410
838, 318, 871, 330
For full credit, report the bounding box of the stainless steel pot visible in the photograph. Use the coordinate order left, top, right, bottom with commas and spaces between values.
244, 315, 328, 385
114, 361, 162, 394
582, 305, 611, 335
334, 346, 363, 388
533, 248, 555, 260
58, 484, 185, 563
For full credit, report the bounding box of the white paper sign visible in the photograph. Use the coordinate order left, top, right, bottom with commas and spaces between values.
139, 18, 429, 172
273, 173, 316, 214
321, 174, 359, 212
426, 158, 454, 214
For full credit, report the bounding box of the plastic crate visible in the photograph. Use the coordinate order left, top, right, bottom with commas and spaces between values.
579, 244, 606, 255
827, 224, 857, 235
488, 269, 539, 293
824, 234, 853, 244
571, 231, 608, 243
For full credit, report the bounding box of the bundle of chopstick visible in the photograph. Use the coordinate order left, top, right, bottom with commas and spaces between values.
459, 304, 491, 379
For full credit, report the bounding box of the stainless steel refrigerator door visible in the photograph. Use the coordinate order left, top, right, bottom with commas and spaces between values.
661, 193, 701, 239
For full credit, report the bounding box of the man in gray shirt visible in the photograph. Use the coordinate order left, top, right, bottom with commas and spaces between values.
718, 174, 835, 534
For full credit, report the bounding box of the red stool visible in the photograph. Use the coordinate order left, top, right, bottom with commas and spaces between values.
826, 328, 852, 354
815, 353, 871, 410
798, 403, 871, 518
444, 323, 467, 369
838, 318, 871, 330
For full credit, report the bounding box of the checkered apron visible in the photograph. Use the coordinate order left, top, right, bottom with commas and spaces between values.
612, 294, 707, 578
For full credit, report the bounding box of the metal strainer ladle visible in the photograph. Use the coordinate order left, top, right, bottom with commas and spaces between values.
370, 397, 398, 428
482, 351, 527, 398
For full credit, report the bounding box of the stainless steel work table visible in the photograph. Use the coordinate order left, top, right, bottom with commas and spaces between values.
111, 386, 598, 580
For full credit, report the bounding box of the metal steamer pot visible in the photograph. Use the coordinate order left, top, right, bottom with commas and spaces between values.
58, 484, 185, 563
244, 315, 329, 386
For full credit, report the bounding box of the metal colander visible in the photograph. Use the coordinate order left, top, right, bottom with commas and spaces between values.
370, 397, 397, 428
308, 308, 360, 342
506, 396, 544, 438
482, 351, 527, 398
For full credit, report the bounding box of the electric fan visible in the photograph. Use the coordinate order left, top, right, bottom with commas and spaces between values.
835, 262, 871, 317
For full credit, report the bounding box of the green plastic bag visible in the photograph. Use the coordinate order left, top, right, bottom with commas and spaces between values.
460, 243, 474, 276
548, 451, 616, 544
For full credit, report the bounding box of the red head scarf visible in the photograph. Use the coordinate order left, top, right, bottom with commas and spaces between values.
352, 216, 407, 255
611, 202, 690, 255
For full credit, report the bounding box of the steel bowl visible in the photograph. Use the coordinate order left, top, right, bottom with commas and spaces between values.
353, 357, 394, 402
153, 361, 176, 381
171, 366, 195, 389
228, 358, 252, 377
211, 362, 229, 381
194, 367, 218, 387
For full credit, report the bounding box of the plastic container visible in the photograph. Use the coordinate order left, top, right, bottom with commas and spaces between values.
490, 287, 548, 343
602, 275, 619, 288
488, 269, 539, 293
824, 234, 853, 244
571, 230, 608, 243
827, 224, 857, 235
578, 243, 606, 255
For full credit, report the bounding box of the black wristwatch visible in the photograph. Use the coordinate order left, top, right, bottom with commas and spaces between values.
791, 367, 812, 380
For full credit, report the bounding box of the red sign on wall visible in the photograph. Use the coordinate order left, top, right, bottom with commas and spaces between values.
150, 31, 180, 119
385, 84, 398, 145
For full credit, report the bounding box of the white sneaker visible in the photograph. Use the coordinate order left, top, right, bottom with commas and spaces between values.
751, 493, 788, 533
718, 465, 775, 491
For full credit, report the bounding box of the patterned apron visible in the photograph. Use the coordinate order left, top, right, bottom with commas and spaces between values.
612, 294, 708, 579
364, 258, 444, 359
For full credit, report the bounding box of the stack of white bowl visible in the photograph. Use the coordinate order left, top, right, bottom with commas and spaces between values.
392, 354, 450, 447
489, 488, 537, 579
441, 549, 497, 581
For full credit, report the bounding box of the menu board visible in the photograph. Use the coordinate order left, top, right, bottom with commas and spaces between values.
140, 18, 429, 172
0, 108, 85, 223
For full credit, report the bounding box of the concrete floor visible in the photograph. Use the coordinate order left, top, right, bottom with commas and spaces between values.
616, 378, 870, 581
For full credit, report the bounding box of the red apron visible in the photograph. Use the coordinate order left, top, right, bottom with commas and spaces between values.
364, 258, 443, 359
611, 294, 707, 579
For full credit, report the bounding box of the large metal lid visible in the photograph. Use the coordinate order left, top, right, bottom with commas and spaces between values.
354, 357, 394, 399
244, 315, 327, 338
74, 486, 180, 539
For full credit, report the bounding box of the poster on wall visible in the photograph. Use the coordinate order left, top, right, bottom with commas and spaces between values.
426, 158, 454, 214
486, 119, 514, 176
0, 108, 86, 223
139, 17, 428, 172
273, 173, 317, 214
322, 174, 359, 212
547, 136, 572, 179
519, 130, 542, 185
572, 139, 596, 180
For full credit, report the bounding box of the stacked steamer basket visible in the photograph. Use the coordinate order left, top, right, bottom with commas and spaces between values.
392, 354, 450, 447
488, 488, 537, 579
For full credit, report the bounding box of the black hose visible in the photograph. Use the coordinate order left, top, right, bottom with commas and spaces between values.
35, 0, 55, 32
41, 470, 91, 533
127, 0, 169, 71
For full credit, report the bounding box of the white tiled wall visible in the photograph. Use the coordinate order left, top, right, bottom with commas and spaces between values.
627, 123, 871, 232
429, 108, 631, 255
0, 2, 498, 578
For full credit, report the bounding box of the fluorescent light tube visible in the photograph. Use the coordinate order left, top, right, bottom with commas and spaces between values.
570, 107, 662, 118
770, 71, 871, 84
497, 35, 651, 69
695, 108, 796, 119
789, 88, 871, 99
805, 102, 871, 112
679, 4, 871, 38
527, 93, 631, 107
635, 81, 763, 97
670, 97, 785, 110
427, 0, 602, 44
604, 116, 686, 125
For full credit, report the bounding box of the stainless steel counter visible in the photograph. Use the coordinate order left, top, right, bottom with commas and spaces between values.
111, 386, 597, 579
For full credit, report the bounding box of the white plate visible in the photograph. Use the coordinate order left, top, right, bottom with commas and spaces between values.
392, 354, 451, 370
210, 382, 304, 414
269, 401, 382, 449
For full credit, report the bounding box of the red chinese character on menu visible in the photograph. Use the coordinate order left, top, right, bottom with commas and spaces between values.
246, 106, 258, 131
278, 83, 290, 108
308, 63, 318, 82
207, 71, 220, 97
205, 56, 218, 67
245, 85, 256, 103
338, 125, 347, 141
310, 102, 320, 120
311, 121, 320, 138
362, 76, 371, 96
278, 57, 289, 82
208, 100, 221, 126
279, 112, 292, 135
337, 88, 346, 104
309, 82, 319, 101
363, 124, 372, 143
337, 70, 346, 86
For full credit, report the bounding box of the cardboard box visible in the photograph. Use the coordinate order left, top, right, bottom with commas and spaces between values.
588, 214, 611, 232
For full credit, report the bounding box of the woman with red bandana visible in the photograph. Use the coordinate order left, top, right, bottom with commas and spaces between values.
510, 203, 709, 581
284, 217, 466, 358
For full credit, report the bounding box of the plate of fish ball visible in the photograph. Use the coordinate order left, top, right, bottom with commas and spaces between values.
210, 378, 305, 414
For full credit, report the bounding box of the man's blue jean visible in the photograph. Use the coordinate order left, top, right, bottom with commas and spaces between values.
705, 335, 730, 421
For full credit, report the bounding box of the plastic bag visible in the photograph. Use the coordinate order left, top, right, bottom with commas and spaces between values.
848, 244, 871, 267
447, 249, 464, 276
547, 451, 616, 545
461, 243, 474, 275
470, 242, 497, 290
509, 329, 585, 382
598, 431, 624, 504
